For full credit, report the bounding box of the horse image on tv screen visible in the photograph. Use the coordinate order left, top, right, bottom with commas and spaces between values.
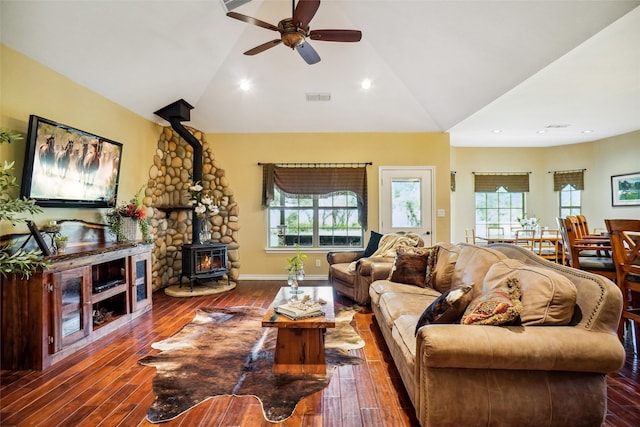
29, 122, 121, 205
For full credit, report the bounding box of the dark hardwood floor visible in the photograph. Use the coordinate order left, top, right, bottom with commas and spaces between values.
1, 280, 639, 426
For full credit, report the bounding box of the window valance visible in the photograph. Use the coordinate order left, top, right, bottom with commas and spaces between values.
552, 170, 585, 191
473, 172, 530, 192
261, 163, 368, 228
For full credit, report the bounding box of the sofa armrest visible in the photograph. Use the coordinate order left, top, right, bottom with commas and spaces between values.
370, 261, 395, 281
417, 325, 625, 374
357, 256, 395, 276
327, 250, 365, 265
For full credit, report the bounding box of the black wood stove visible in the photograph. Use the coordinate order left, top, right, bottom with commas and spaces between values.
180, 243, 229, 291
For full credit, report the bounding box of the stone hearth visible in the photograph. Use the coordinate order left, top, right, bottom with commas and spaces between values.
144, 126, 240, 291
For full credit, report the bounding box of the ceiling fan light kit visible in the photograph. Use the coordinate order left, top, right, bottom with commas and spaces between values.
227, 0, 362, 65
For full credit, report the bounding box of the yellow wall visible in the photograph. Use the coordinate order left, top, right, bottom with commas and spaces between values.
451, 131, 640, 243
1, 45, 451, 278
0, 45, 160, 236
208, 132, 451, 277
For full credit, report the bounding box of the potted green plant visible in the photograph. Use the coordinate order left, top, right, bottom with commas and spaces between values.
54, 235, 69, 254
0, 128, 51, 277
286, 245, 307, 294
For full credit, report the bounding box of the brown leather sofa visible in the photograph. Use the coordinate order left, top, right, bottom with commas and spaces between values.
327, 233, 424, 304
370, 242, 625, 427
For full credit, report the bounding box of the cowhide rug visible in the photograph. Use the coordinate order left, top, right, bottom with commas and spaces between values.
139, 305, 364, 423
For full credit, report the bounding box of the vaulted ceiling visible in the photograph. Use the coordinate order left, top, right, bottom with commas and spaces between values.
2, 0, 639, 147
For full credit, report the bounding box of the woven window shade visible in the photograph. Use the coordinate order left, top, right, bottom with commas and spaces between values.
474, 173, 530, 192
262, 164, 368, 228
553, 170, 584, 191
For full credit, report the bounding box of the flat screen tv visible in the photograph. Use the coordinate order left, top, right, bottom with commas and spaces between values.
20, 115, 123, 208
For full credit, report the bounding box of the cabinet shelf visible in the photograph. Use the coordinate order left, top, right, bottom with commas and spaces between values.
91, 283, 127, 304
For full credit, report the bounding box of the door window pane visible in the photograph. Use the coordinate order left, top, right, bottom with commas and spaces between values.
391, 179, 421, 227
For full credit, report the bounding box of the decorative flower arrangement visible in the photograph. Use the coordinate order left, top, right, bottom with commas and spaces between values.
187, 182, 219, 219
106, 187, 152, 243
517, 213, 539, 229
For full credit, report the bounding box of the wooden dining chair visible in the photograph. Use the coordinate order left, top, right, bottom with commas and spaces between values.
464, 228, 476, 244
576, 215, 590, 238
605, 219, 640, 349
537, 228, 561, 263
514, 229, 536, 252
559, 217, 616, 280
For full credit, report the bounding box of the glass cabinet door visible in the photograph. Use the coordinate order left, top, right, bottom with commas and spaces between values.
130, 252, 152, 313
51, 266, 91, 352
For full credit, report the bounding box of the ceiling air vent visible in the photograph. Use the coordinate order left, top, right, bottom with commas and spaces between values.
306, 93, 332, 102
220, 0, 252, 12
545, 124, 571, 129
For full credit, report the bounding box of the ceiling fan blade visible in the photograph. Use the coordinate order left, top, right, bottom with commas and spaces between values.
244, 39, 282, 56
226, 11, 279, 32
309, 29, 362, 42
296, 42, 321, 65
292, 0, 320, 28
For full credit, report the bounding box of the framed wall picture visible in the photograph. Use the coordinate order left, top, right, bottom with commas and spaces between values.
611, 172, 640, 207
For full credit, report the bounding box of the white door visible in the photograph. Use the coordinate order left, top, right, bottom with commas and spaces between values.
379, 166, 434, 246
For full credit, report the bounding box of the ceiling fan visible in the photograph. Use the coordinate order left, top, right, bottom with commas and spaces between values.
226, 0, 362, 65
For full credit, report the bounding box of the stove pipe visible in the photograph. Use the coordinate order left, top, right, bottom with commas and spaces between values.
154, 99, 202, 244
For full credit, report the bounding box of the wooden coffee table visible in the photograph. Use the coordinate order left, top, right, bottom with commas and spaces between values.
262, 286, 335, 374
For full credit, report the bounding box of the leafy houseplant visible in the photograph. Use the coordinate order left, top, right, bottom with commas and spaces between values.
286, 245, 307, 294
54, 235, 69, 254
0, 128, 51, 277
106, 187, 152, 243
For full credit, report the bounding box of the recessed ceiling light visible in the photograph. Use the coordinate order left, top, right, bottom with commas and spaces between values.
537, 130, 546, 134
239, 79, 251, 91
582, 129, 594, 134
361, 79, 371, 90
492, 129, 503, 134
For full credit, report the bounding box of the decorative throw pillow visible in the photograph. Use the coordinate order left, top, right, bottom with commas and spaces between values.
363, 231, 383, 258
388, 246, 433, 288
414, 283, 474, 336
483, 259, 577, 326
461, 278, 523, 326
429, 243, 461, 294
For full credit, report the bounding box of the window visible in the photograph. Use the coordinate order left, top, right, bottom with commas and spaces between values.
475, 186, 525, 236
553, 170, 584, 218
268, 186, 363, 248
559, 184, 582, 217
262, 163, 368, 249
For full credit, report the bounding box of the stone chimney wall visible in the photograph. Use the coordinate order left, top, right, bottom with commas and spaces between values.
144, 126, 240, 291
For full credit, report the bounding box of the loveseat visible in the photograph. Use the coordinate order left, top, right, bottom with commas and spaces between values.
370, 242, 625, 427
327, 232, 423, 304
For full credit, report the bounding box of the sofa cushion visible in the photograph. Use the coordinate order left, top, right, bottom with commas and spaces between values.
393, 314, 421, 374
363, 230, 383, 257
462, 277, 523, 325
452, 245, 508, 299
414, 283, 474, 335
375, 286, 439, 329
388, 246, 437, 288
483, 259, 577, 325
329, 262, 356, 287
429, 242, 461, 293
369, 280, 441, 307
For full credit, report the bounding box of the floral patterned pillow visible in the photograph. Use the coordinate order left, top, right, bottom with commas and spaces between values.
461, 277, 523, 326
